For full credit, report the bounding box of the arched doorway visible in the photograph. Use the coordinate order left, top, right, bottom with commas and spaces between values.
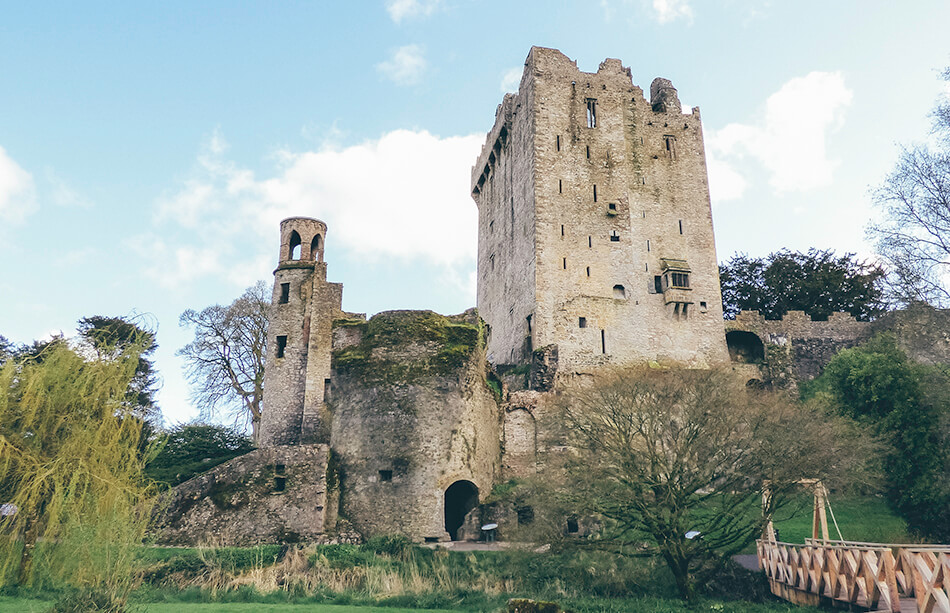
444, 480, 478, 541
726, 330, 765, 363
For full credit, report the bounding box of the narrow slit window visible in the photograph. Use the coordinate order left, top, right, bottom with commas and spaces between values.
278, 283, 290, 304
558, 179, 562, 193
609, 230, 620, 242
586, 145, 590, 159
490, 253, 495, 270
593, 185, 597, 202
664, 135, 677, 160
560, 224, 565, 237
679, 220, 683, 234
588, 236, 592, 248
647, 240, 651, 252
586, 266, 591, 277
562, 257, 567, 269
556, 135, 561, 151
586, 98, 597, 128
275, 335, 287, 358
578, 317, 587, 329
489, 220, 494, 232
601, 329, 606, 354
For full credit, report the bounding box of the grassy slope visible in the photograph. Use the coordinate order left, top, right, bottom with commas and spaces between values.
770, 494, 911, 545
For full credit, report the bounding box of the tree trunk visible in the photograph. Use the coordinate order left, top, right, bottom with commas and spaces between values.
663, 551, 695, 602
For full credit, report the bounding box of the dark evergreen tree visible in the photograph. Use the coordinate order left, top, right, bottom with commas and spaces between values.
719, 248, 886, 321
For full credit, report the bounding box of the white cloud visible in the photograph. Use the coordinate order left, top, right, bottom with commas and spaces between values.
377, 45, 427, 86
0, 145, 36, 222
500, 67, 522, 93
46, 171, 92, 208
145, 129, 482, 290
385, 0, 442, 23
706, 71, 853, 200
652, 0, 693, 24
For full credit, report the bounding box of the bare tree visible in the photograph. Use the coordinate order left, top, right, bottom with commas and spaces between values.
178, 282, 269, 444
870, 68, 950, 307
553, 367, 876, 601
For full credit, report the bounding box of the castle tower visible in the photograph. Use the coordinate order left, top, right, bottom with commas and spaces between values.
259, 217, 343, 447
471, 47, 728, 371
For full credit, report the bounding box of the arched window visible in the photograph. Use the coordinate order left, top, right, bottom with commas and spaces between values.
310, 234, 322, 261
289, 230, 301, 260
613, 284, 626, 299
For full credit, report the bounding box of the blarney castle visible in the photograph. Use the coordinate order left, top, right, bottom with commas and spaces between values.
155, 47, 950, 545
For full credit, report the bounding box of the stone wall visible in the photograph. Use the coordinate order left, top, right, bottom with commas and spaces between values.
472, 46, 728, 373
329, 310, 502, 541
154, 444, 336, 546
726, 306, 950, 385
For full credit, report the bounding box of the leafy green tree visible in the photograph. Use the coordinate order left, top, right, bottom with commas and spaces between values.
178, 282, 269, 444
870, 68, 950, 307
146, 423, 254, 486
0, 336, 155, 609
719, 249, 886, 321
554, 367, 875, 601
804, 334, 950, 540
77, 315, 160, 423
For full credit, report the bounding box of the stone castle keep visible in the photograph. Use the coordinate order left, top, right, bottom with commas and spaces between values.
155, 47, 950, 545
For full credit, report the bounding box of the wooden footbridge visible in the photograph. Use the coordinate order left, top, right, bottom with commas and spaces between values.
756, 485, 950, 612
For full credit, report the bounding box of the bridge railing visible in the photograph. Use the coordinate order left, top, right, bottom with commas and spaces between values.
759, 538, 950, 613
803, 539, 950, 612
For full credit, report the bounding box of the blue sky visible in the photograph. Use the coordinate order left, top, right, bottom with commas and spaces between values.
2, 0, 948, 426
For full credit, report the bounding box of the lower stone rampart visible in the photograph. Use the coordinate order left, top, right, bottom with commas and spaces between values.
153, 444, 336, 546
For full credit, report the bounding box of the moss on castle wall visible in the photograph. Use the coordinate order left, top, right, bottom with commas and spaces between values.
332, 310, 482, 384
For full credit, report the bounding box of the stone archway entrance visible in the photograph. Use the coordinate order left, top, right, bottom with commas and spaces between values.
444, 480, 478, 541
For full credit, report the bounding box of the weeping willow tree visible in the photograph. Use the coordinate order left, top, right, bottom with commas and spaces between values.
0, 334, 156, 607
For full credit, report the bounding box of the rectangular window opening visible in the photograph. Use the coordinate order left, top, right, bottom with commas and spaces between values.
275, 463, 286, 475
586, 98, 597, 128
274, 476, 286, 492
379, 470, 393, 482
700, 301, 708, 313
664, 135, 677, 160
671, 272, 690, 289
578, 317, 587, 329
275, 335, 287, 359
654, 275, 663, 293
278, 283, 290, 304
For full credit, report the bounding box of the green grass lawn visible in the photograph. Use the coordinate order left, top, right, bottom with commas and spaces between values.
770, 494, 911, 545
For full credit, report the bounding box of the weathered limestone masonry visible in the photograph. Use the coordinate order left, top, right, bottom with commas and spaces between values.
259, 217, 341, 446
725, 304, 950, 387
329, 310, 501, 542
472, 46, 728, 374
154, 444, 335, 546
